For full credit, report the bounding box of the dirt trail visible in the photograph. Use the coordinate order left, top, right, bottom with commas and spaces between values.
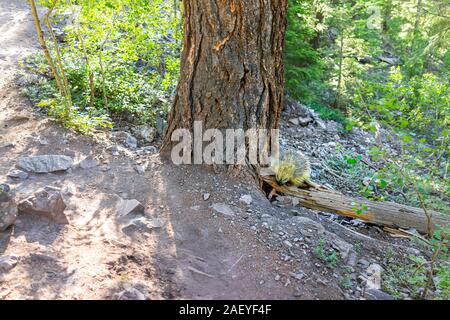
0, 0, 345, 300
0, 0, 39, 90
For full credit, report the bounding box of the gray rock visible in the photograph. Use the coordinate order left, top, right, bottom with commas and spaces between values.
291, 216, 325, 237
134, 163, 148, 175
366, 263, 383, 290
79, 156, 99, 169
38, 137, 49, 145
0, 256, 18, 273
284, 240, 293, 248
125, 135, 138, 149
327, 232, 354, 260
357, 258, 370, 268
315, 119, 327, 130
116, 285, 146, 300
131, 125, 156, 143
347, 251, 358, 267
0, 184, 10, 196
113, 132, 138, 149
317, 278, 329, 286
7, 170, 29, 180
156, 114, 167, 138
203, 193, 210, 201
109, 145, 120, 156
289, 271, 306, 280
0, 184, 17, 232
298, 116, 313, 126
17, 155, 73, 173
378, 56, 397, 65
210, 203, 234, 216
289, 118, 299, 126
18, 186, 68, 224
122, 217, 164, 234
62, 183, 77, 196
0, 142, 15, 149
116, 198, 145, 217
365, 288, 395, 300
143, 146, 157, 154
239, 194, 253, 205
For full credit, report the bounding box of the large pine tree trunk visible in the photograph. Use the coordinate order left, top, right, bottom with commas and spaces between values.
161, 0, 288, 162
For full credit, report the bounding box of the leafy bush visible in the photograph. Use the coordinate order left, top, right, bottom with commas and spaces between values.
28, 0, 181, 132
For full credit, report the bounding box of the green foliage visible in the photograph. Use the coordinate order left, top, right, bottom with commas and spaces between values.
355, 67, 450, 143
338, 267, 354, 290
285, 0, 325, 103
38, 98, 111, 134
29, 0, 181, 132
308, 102, 348, 125
314, 239, 340, 268
383, 228, 450, 300
382, 255, 429, 299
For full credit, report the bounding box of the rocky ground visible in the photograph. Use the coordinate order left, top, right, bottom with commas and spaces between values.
0, 0, 434, 300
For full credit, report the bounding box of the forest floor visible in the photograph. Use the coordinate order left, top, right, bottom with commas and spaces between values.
0, 0, 426, 300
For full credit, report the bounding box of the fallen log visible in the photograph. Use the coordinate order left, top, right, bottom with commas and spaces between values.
262, 176, 449, 235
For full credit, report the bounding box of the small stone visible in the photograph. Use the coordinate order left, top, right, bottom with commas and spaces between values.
113, 132, 138, 149
39, 137, 49, 145
210, 203, 234, 216
143, 146, 157, 154
125, 135, 138, 149
0, 142, 15, 148
0, 256, 18, 273
122, 217, 164, 234
366, 264, 383, 290
0, 184, 17, 232
289, 118, 299, 126
116, 286, 146, 300
116, 198, 145, 217
406, 247, 421, 256
203, 193, 210, 201
292, 216, 325, 236
275, 274, 281, 281
79, 157, 99, 169
109, 145, 120, 156
315, 119, 327, 130
347, 251, 357, 267
62, 183, 77, 196
131, 125, 156, 144
284, 278, 291, 287
239, 194, 252, 205
357, 258, 370, 268
289, 271, 306, 280
100, 165, 111, 172
283, 240, 293, 248
135, 163, 148, 175
365, 288, 395, 300
7, 170, 29, 180
329, 233, 353, 260
298, 116, 313, 126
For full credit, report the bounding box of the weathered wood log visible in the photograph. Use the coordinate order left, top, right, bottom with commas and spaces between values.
262, 176, 449, 235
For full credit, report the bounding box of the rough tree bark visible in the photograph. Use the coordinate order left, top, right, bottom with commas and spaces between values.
161, 0, 288, 162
